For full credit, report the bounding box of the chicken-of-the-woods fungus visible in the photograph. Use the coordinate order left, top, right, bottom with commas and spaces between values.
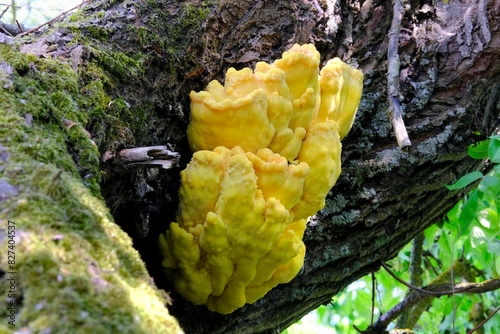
159, 44, 363, 314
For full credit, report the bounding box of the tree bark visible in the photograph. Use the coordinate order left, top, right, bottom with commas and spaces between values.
0, 0, 498, 333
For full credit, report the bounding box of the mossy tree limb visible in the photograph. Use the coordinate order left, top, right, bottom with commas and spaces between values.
0, 45, 181, 332
0, 0, 499, 333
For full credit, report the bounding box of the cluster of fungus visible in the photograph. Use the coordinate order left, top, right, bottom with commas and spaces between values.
158, 44, 363, 314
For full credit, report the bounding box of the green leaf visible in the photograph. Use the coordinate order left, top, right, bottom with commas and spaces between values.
446, 203, 461, 223
468, 139, 490, 159
458, 190, 479, 234
445, 171, 483, 190
477, 208, 499, 230
478, 172, 500, 193
488, 135, 500, 163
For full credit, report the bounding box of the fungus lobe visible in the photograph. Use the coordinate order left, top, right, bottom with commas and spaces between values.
159, 44, 363, 314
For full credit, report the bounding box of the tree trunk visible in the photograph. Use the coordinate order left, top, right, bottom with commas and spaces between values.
0, 0, 498, 333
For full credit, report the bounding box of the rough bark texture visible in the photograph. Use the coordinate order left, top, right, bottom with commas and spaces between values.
0, 0, 498, 333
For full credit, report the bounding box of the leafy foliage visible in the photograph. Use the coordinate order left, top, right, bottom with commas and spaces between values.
285, 136, 500, 333
447, 135, 500, 256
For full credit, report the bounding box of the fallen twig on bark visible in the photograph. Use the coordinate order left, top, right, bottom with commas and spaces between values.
387, 0, 411, 149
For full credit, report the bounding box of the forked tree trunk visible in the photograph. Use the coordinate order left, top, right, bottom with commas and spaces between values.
0, 0, 498, 333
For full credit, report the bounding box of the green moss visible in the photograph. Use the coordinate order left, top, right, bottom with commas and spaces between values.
167, 3, 211, 48
68, 8, 86, 23
1, 45, 100, 194
174, 3, 211, 32
0, 42, 180, 333
73, 44, 148, 151
140, 1, 214, 59
135, 26, 152, 46
92, 48, 144, 81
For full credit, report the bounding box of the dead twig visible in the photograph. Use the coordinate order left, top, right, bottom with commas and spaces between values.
109, 146, 181, 170
15, 19, 23, 33
387, 0, 411, 149
17, 0, 90, 38
0, 23, 12, 36
0, 6, 9, 19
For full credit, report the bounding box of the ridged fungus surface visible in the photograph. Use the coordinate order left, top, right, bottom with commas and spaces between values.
159, 44, 364, 314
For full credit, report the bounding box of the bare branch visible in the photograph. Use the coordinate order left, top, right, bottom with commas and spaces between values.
380, 262, 472, 296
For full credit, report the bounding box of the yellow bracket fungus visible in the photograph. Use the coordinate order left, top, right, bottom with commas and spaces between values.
160, 44, 363, 314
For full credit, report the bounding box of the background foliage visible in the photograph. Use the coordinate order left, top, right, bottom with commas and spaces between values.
1, 0, 81, 27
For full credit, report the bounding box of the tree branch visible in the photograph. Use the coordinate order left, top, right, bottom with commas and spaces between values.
467, 305, 500, 334
396, 233, 424, 328
371, 273, 500, 331
380, 261, 472, 297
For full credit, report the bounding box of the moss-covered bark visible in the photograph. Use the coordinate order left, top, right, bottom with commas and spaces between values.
0, 39, 181, 333
0, 0, 498, 333
0, 0, 218, 331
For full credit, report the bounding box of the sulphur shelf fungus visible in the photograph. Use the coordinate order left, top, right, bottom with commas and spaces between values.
159, 44, 363, 314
